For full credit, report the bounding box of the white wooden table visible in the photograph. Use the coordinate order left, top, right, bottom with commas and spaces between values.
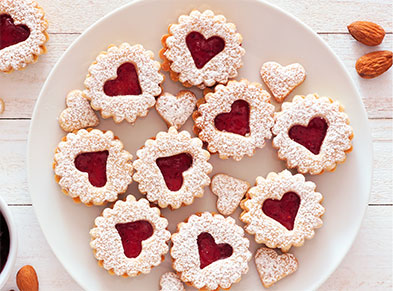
1, 0, 392, 290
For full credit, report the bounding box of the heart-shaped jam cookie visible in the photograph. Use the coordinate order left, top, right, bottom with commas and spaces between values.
159, 272, 185, 291
186, 31, 225, 69
115, 220, 153, 258
197, 232, 233, 269
103, 62, 142, 96
0, 14, 30, 50
214, 100, 250, 136
90, 196, 171, 277
288, 117, 328, 155
75, 150, 109, 188
156, 153, 193, 191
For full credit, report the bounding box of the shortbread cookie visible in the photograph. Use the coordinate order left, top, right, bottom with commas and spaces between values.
0, 0, 48, 72
159, 272, 185, 291
156, 90, 197, 129
193, 79, 275, 161
211, 174, 250, 216
0, 98, 4, 114
133, 127, 212, 209
84, 43, 164, 123
240, 170, 324, 252
90, 195, 171, 277
53, 128, 133, 206
255, 247, 298, 288
160, 10, 244, 88
171, 212, 251, 290
58, 90, 99, 132
272, 93, 353, 175
260, 61, 306, 103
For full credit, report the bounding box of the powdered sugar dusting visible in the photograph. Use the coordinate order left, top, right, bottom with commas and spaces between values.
84, 43, 164, 123
90, 195, 171, 277
195, 79, 275, 161
54, 129, 133, 205
272, 94, 353, 174
58, 90, 99, 132
171, 212, 251, 290
160, 272, 185, 291
260, 62, 306, 103
133, 127, 212, 209
0, 0, 48, 72
255, 247, 298, 288
156, 91, 197, 129
240, 170, 325, 252
211, 174, 250, 216
164, 10, 244, 88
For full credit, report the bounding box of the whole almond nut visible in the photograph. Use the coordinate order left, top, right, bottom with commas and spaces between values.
16, 265, 39, 291
348, 21, 385, 46
355, 50, 392, 79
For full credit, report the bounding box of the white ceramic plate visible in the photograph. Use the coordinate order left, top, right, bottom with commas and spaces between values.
28, 0, 373, 290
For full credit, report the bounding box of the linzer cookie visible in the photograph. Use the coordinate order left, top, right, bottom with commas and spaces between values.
90, 195, 171, 277
159, 272, 185, 291
193, 79, 275, 161
160, 10, 245, 88
240, 170, 324, 252
133, 127, 212, 209
272, 93, 353, 175
58, 90, 99, 132
171, 212, 251, 290
53, 128, 133, 206
255, 247, 298, 288
260, 61, 306, 103
0, 0, 48, 72
84, 43, 164, 123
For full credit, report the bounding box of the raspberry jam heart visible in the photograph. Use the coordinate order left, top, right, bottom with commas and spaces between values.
186, 31, 225, 69
288, 117, 328, 155
115, 220, 153, 258
103, 62, 142, 96
156, 153, 193, 191
262, 192, 301, 231
197, 232, 233, 269
74, 150, 109, 187
214, 100, 250, 136
0, 14, 30, 50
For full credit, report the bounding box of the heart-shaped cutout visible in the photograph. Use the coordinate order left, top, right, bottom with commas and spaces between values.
103, 62, 142, 96
214, 100, 250, 136
74, 150, 109, 187
156, 91, 197, 129
156, 153, 193, 191
197, 232, 233, 269
159, 272, 185, 291
255, 247, 298, 288
260, 61, 306, 102
58, 90, 99, 132
0, 14, 30, 50
115, 220, 153, 258
262, 192, 300, 230
288, 117, 328, 155
211, 174, 250, 216
186, 31, 225, 69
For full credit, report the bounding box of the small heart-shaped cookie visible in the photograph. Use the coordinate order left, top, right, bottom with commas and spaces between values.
156, 91, 197, 129
211, 174, 250, 215
59, 90, 99, 132
159, 272, 185, 291
255, 247, 298, 288
260, 61, 306, 103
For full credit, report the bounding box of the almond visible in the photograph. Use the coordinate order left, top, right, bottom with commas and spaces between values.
355, 50, 392, 79
347, 21, 385, 46
16, 265, 39, 291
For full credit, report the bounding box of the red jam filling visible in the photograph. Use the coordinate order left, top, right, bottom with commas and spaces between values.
186, 31, 225, 69
197, 232, 233, 269
74, 150, 109, 187
214, 100, 250, 136
0, 14, 30, 50
262, 192, 301, 231
103, 62, 142, 96
156, 153, 193, 191
288, 117, 328, 155
115, 220, 153, 258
